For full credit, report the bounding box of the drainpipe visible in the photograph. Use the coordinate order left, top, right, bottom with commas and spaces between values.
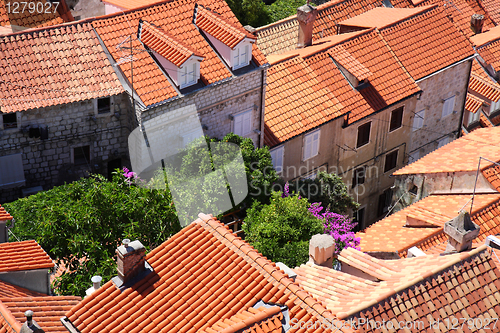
259, 66, 267, 148
457, 59, 473, 138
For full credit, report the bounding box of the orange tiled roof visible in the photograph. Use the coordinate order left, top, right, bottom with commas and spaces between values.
200, 306, 283, 333
0, 22, 124, 113
350, 247, 500, 331
102, 0, 165, 10
264, 29, 420, 145
338, 6, 432, 29
139, 20, 203, 67
0, 205, 12, 221
194, 5, 256, 49
0, 296, 81, 333
0, 240, 54, 272
64, 214, 353, 333
465, 93, 484, 113
0, 0, 70, 32
470, 24, 500, 47
357, 193, 500, 254
394, 127, 500, 175
483, 164, 500, 191
294, 246, 488, 320
0, 280, 45, 298
480, 0, 500, 25
374, 5, 474, 80
469, 74, 500, 103
92, 0, 266, 108
476, 42, 500, 75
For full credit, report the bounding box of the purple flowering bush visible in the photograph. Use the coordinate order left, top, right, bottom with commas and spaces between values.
309, 203, 360, 255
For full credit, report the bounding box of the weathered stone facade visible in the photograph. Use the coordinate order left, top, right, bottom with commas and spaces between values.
0, 93, 132, 203
408, 60, 472, 160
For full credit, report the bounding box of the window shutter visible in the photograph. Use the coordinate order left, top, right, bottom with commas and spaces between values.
270, 146, 284, 173
234, 114, 243, 135
312, 131, 319, 156
413, 110, 425, 130
243, 111, 252, 135
304, 134, 312, 160
442, 96, 455, 118
0, 154, 25, 188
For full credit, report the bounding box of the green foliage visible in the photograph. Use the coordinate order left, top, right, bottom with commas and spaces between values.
243, 191, 322, 267
4, 172, 180, 297
267, 0, 308, 23
288, 171, 359, 214
226, 0, 271, 27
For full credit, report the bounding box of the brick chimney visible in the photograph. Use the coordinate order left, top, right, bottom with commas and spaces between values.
309, 234, 335, 268
443, 212, 480, 253
116, 239, 145, 284
471, 14, 485, 34
297, 4, 318, 49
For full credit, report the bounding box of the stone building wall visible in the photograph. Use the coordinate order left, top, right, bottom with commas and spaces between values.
0, 93, 132, 203
408, 60, 472, 159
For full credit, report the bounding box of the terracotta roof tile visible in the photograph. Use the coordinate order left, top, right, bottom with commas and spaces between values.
0, 22, 124, 113
0, 240, 54, 272
373, 5, 474, 80
470, 25, 500, 47
0, 280, 46, 298
0, 0, 70, 33
101, 0, 166, 10
264, 29, 419, 145
483, 164, 500, 191
338, 6, 433, 29
139, 20, 203, 67
64, 215, 354, 332
200, 306, 283, 333
476, 43, 500, 75
194, 5, 256, 49
92, 0, 265, 108
469, 75, 500, 103
0, 296, 81, 333
395, 127, 500, 175
0, 205, 12, 221
480, 0, 500, 25
465, 93, 484, 114
293, 245, 490, 321
357, 193, 500, 254
344, 247, 500, 331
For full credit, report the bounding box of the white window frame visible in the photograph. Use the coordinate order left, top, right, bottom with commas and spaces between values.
232, 44, 250, 70
178, 62, 198, 89
468, 110, 480, 126
442, 96, 455, 118
232, 110, 252, 136
303, 129, 320, 161
412, 110, 425, 131
270, 145, 284, 174
0, 153, 25, 188
490, 99, 500, 114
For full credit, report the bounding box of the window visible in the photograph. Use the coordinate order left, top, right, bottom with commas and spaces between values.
468, 111, 480, 125
352, 166, 365, 188
233, 44, 250, 69
0, 154, 25, 188
377, 188, 393, 217
384, 150, 398, 173
97, 97, 111, 114
442, 96, 455, 118
491, 99, 500, 114
389, 107, 403, 132
437, 137, 448, 149
270, 146, 284, 174
179, 62, 197, 88
233, 111, 252, 136
412, 110, 425, 131
356, 122, 371, 148
303, 129, 320, 160
2, 113, 17, 129
73, 146, 90, 165
352, 207, 365, 232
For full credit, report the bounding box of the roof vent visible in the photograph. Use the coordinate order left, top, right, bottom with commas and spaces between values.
297, 4, 318, 48
443, 211, 480, 254
471, 14, 485, 34
20, 310, 43, 332
85, 276, 103, 297
407, 246, 426, 258
276, 262, 297, 281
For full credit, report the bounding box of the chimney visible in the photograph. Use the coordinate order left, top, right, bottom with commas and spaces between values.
25, 310, 33, 327
471, 14, 485, 34
297, 4, 318, 48
443, 212, 480, 253
309, 234, 335, 268
20, 310, 44, 332
116, 239, 145, 284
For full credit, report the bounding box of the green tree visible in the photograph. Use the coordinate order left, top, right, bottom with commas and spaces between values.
242, 191, 322, 267
226, 0, 271, 27
267, 0, 309, 23
4, 171, 180, 297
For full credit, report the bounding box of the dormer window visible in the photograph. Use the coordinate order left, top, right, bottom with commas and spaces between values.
330, 47, 372, 89
138, 20, 204, 89
232, 43, 250, 70
193, 5, 256, 71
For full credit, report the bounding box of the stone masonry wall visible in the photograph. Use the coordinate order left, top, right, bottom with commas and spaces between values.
0, 93, 132, 203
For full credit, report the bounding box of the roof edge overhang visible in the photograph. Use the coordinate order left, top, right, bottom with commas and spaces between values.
0, 300, 21, 333
415, 54, 476, 83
